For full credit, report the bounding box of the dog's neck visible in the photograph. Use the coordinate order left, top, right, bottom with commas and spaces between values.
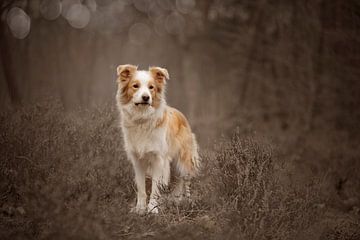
120, 100, 166, 128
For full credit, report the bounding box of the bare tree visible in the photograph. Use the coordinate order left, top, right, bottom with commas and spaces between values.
0, 0, 21, 105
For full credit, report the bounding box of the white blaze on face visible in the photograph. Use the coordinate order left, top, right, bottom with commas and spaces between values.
134, 70, 152, 105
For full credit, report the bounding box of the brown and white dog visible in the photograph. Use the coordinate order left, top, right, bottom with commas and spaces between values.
115, 64, 200, 214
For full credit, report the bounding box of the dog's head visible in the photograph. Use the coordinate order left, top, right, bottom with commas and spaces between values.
116, 64, 169, 109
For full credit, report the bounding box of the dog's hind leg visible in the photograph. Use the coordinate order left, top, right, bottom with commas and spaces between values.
172, 153, 195, 202
172, 175, 184, 201
173, 174, 191, 199
184, 174, 191, 198
172, 133, 200, 203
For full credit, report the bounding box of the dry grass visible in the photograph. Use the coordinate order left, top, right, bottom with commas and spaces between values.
0, 100, 358, 239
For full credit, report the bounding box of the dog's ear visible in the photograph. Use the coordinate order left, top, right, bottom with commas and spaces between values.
116, 64, 137, 83
149, 66, 169, 84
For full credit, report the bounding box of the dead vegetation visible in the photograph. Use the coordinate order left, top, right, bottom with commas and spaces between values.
0, 101, 358, 240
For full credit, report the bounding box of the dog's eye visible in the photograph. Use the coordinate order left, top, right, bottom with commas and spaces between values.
149, 85, 154, 90
133, 84, 139, 88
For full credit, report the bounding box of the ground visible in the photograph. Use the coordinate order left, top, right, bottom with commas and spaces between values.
0, 100, 359, 240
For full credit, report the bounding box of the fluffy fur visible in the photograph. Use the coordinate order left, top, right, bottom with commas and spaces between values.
115, 64, 200, 214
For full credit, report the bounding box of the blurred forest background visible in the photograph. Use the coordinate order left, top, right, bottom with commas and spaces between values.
1, 0, 360, 141
1, 0, 360, 239
1, 0, 360, 143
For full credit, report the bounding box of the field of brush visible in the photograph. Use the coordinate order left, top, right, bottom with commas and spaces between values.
1, 100, 359, 240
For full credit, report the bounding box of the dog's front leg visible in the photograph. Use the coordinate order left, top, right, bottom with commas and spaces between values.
148, 156, 170, 214
131, 158, 147, 215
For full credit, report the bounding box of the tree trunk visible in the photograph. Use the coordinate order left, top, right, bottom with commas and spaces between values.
0, 21, 21, 106
240, 0, 267, 106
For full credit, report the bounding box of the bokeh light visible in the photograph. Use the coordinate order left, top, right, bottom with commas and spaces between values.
40, 0, 62, 21
84, 0, 97, 12
128, 23, 151, 45
176, 0, 195, 14
61, 0, 81, 18
165, 12, 185, 35
133, 0, 151, 13
156, 0, 174, 11
154, 16, 167, 36
6, 7, 31, 39
65, 4, 91, 29
147, 2, 165, 22
91, 1, 134, 35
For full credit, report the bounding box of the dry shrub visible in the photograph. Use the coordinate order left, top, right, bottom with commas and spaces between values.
0, 101, 325, 239
0, 100, 134, 239
204, 130, 323, 239
320, 215, 360, 240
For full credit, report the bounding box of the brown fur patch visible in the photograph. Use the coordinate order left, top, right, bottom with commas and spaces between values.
149, 67, 169, 108
156, 107, 168, 128
166, 107, 196, 174
119, 79, 141, 105
116, 65, 138, 105
148, 79, 163, 109
117, 64, 137, 83
149, 67, 169, 85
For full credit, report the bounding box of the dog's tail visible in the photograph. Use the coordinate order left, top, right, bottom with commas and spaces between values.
191, 133, 201, 174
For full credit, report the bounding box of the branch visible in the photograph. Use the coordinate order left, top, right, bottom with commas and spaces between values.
240, 0, 267, 106
0, 0, 16, 15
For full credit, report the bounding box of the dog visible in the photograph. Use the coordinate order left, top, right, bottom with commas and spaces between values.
115, 64, 200, 214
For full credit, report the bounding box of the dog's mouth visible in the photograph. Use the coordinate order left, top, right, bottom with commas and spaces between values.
135, 102, 150, 106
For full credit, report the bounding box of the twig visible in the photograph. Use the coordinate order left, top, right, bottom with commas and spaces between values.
15, 155, 39, 167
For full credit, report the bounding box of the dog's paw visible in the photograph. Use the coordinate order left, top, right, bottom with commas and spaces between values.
130, 206, 147, 215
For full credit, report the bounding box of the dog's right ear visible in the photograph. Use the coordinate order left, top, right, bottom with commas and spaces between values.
116, 64, 137, 84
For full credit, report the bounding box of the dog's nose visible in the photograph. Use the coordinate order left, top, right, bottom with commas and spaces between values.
142, 95, 150, 102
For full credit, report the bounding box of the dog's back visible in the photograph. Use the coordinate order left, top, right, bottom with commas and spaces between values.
162, 106, 200, 176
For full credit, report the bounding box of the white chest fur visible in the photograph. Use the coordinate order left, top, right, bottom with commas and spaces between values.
120, 103, 168, 160
122, 122, 168, 159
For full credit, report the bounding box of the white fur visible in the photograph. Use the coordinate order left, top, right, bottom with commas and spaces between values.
117, 82, 169, 214
116, 67, 198, 214
132, 71, 153, 105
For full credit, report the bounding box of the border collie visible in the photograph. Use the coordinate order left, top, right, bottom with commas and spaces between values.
115, 64, 200, 214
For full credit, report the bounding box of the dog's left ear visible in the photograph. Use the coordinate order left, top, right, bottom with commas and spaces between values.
149, 67, 169, 84
116, 64, 138, 84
